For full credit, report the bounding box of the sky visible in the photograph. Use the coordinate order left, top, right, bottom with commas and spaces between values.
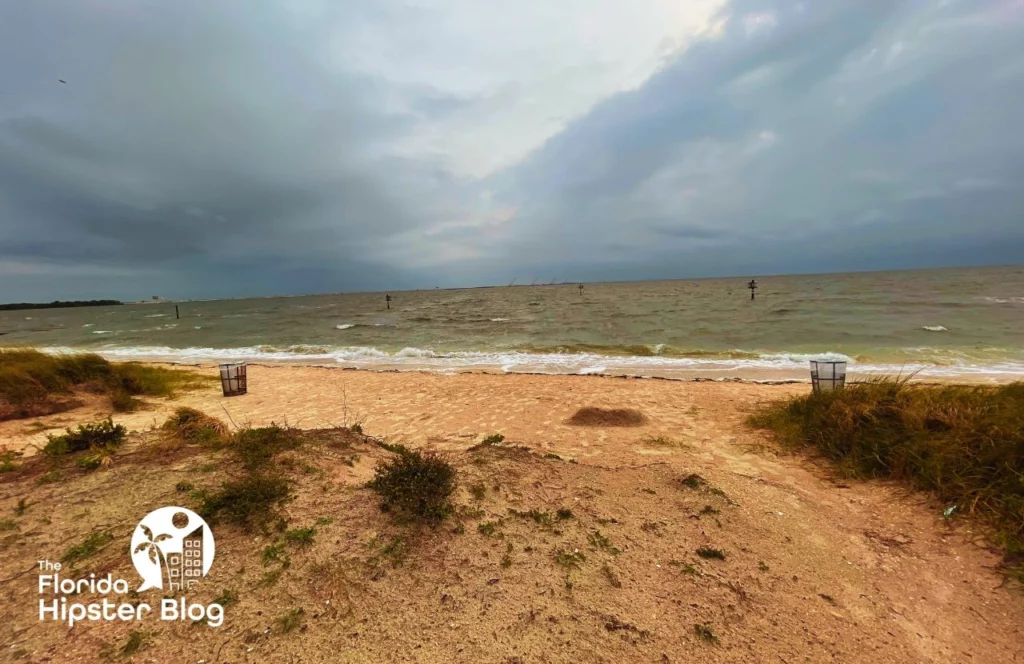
1, 0, 1022, 301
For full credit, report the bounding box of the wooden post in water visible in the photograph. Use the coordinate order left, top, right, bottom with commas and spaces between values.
747, 279, 758, 300
175, 304, 179, 319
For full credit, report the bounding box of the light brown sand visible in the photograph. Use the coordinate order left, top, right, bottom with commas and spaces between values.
1, 366, 1021, 662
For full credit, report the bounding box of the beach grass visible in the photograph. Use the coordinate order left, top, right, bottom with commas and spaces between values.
749, 378, 1024, 572
0, 348, 210, 419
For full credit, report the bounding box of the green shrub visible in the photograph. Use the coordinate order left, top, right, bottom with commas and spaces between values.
197, 475, 293, 529
749, 379, 1024, 566
234, 425, 299, 470
43, 419, 125, 457
369, 447, 456, 526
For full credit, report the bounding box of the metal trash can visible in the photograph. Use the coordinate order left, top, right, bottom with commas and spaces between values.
810, 360, 846, 393
219, 362, 247, 397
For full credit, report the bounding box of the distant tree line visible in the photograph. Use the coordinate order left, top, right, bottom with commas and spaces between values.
0, 300, 123, 311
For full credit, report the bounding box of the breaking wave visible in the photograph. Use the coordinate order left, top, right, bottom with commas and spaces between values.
33, 344, 1024, 378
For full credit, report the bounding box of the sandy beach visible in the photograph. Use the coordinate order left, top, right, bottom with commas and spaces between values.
1, 364, 1022, 662
2, 364, 811, 457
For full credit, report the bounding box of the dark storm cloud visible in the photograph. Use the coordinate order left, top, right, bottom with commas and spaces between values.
0, 0, 461, 298
485, 0, 1024, 278
0, 0, 1022, 300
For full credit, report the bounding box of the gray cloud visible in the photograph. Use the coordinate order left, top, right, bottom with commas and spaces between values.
0, 0, 1022, 300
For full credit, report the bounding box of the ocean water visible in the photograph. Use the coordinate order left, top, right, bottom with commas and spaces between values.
2, 266, 1022, 381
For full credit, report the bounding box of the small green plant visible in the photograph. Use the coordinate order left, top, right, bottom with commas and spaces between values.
554, 549, 586, 569
75, 446, 116, 471
259, 569, 284, 586
543, 453, 562, 460
588, 530, 620, 554
15, 498, 27, 515
161, 407, 226, 446
508, 508, 554, 528
470, 483, 487, 500
641, 435, 690, 449
368, 447, 456, 526
602, 563, 622, 588
680, 473, 705, 489
481, 433, 505, 446
234, 425, 300, 470
694, 623, 719, 644
350, 423, 363, 435
213, 588, 240, 607
0, 519, 16, 532
262, 542, 287, 565
284, 526, 316, 547
37, 470, 62, 484
758, 561, 770, 572
699, 505, 720, 515
0, 452, 16, 473
63, 531, 114, 565
696, 546, 726, 560
43, 418, 126, 457
371, 536, 408, 568
501, 543, 513, 568
556, 507, 574, 520
196, 475, 293, 529
315, 516, 334, 526
478, 521, 500, 536
120, 629, 149, 656
176, 481, 194, 493
276, 607, 304, 633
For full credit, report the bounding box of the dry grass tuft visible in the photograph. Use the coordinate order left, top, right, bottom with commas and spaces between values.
0, 348, 210, 420
749, 378, 1024, 572
567, 407, 647, 427
161, 407, 227, 446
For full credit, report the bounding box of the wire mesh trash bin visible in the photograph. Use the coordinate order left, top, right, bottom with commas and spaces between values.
219, 362, 247, 397
810, 360, 846, 393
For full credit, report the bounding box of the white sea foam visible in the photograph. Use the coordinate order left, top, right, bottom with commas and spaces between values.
489, 318, 510, 322
922, 325, 948, 332
83, 324, 95, 328
91, 330, 112, 334
145, 313, 168, 318
974, 296, 1024, 304
36, 344, 1024, 378
335, 324, 355, 330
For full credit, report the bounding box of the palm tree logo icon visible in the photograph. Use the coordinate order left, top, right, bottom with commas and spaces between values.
130, 506, 216, 592
133, 525, 173, 590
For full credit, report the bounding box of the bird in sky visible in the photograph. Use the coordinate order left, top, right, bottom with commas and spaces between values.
58, 79, 66, 84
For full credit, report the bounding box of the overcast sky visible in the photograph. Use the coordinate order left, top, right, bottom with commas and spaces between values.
1, 0, 1022, 301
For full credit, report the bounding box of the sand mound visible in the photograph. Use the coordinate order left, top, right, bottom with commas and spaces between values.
567, 406, 647, 427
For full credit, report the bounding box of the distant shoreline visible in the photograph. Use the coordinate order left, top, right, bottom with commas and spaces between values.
0, 299, 122, 312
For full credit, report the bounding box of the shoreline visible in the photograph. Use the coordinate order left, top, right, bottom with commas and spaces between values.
149, 358, 1019, 385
